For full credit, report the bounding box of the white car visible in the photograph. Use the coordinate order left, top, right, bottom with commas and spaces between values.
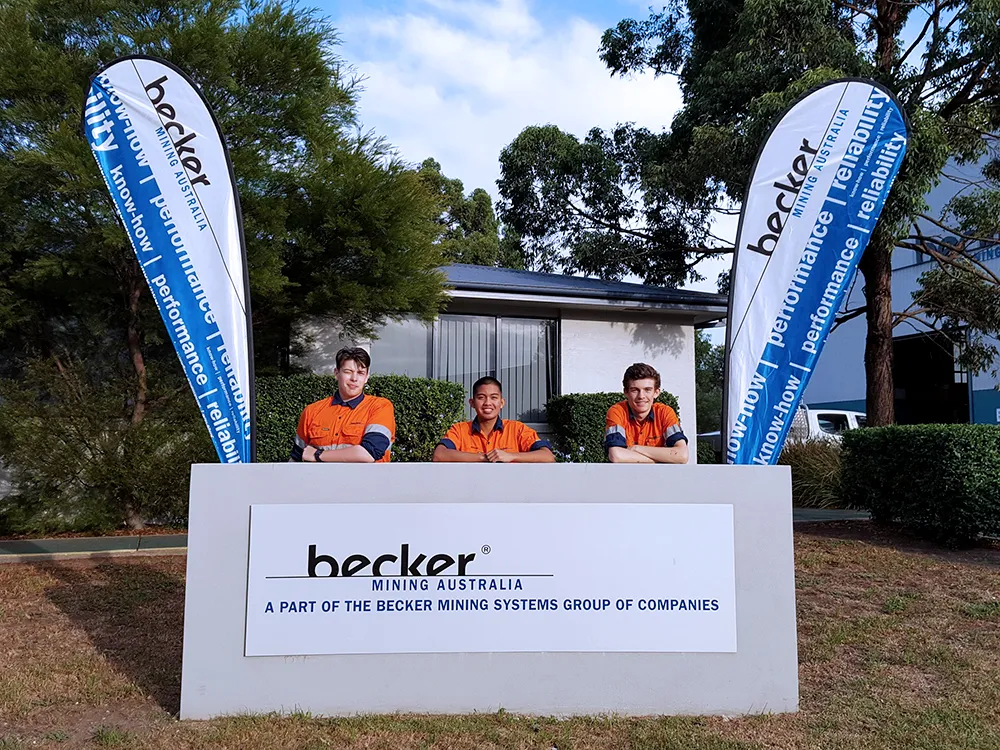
699, 406, 867, 459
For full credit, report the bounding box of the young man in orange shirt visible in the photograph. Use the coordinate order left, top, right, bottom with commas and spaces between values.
289, 347, 395, 463
433, 377, 555, 463
605, 362, 689, 464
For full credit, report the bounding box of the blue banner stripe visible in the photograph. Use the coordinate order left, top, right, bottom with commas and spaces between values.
85, 72, 250, 463
728, 86, 908, 464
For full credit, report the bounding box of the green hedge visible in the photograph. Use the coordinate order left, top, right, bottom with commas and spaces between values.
546, 391, 680, 463
696, 439, 718, 465
841, 424, 1000, 545
257, 375, 466, 463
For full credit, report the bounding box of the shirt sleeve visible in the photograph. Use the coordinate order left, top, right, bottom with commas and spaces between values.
360, 400, 395, 460
438, 423, 463, 451
517, 423, 553, 453
661, 406, 688, 447
289, 406, 310, 461
604, 405, 627, 449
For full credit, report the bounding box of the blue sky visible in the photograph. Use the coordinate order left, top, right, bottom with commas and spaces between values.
310, 0, 732, 300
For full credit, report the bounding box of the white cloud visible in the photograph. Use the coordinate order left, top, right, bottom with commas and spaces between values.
333, 0, 730, 314
336, 0, 683, 200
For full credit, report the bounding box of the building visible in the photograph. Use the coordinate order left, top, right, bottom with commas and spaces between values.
803, 156, 1000, 424
298, 264, 728, 455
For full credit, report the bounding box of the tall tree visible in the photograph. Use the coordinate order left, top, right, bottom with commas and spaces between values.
497, 123, 716, 286
0, 0, 449, 385
0, 0, 449, 526
695, 329, 725, 433
417, 158, 523, 268
501, 0, 1000, 425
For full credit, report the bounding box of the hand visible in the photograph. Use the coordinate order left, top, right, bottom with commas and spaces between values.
304, 446, 320, 462
486, 448, 515, 463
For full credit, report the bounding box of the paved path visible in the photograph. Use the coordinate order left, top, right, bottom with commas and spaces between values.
0, 509, 869, 562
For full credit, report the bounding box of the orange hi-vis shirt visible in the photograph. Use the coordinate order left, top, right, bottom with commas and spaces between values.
439, 417, 552, 455
604, 401, 687, 452
293, 392, 395, 462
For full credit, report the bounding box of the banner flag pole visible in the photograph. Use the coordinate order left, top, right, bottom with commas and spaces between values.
723, 78, 909, 465
84, 55, 256, 463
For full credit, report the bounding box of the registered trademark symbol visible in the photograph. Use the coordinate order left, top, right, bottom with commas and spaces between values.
481, 545, 491, 555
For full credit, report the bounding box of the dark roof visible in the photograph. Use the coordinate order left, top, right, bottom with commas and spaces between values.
444, 264, 727, 309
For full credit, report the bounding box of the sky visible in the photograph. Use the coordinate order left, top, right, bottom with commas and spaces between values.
313, 0, 735, 304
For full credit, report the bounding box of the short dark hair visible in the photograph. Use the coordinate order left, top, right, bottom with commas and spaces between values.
472, 376, 502, 396
335, 347, 371, 371
623, 362, 661, 390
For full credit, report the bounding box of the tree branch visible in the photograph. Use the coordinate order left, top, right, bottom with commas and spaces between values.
939, 59, 988, 119
834, 1, 879, 24
896, 0, 938, 72
564, 199, 735, 254
831, 305, 868, 332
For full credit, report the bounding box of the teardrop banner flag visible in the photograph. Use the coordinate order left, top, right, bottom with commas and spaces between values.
84, 56, 255, 463
724, 79, 908, 465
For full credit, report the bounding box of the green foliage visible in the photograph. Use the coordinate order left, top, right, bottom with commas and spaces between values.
0, 0, 448, 384
696, 438, 718, 465
913, 259, 1000, 376
417, 158, 517, 268
497, 124, 709, 286
501, 0, 1000, 422
546, 391, 680, 463
695, 329, 724, 432
778, 439, 843, 509
0, 358, 212, 535
841, 425, 1000, 546
256, 375, 466, 463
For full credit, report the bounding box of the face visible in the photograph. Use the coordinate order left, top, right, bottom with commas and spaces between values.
470, 384, 505, 422
625, 378, 660, 418
335, 359, 369, 400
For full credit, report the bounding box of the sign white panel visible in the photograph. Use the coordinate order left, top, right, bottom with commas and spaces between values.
245, 502, 736, 656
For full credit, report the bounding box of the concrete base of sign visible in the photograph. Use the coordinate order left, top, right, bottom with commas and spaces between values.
180, 463, 797, 719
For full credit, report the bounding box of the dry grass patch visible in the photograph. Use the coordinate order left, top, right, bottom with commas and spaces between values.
1, 522, 1000, 749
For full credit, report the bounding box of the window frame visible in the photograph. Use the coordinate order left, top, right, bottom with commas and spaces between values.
431, 312, 560, 429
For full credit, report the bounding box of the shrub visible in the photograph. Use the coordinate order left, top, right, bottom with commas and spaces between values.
841, 424, 1000, 545
696, 439, 718, 465
546, 391, 680, 463
777, 439, 842, 508
256, 375, 466, 463
0, 359, 213, 535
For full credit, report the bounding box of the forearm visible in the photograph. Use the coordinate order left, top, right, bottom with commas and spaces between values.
316, 445, 376, 463
432, 446, 486, 463
512, 448, 556, 463
632, 443, 689, 464
608, 446, 654, 464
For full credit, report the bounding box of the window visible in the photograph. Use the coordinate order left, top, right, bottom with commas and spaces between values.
371, 314, 558, 423
435, 315, 557, 423
816, 413, 850, 435
370, 316, 431, 378
855, 416, 867, 428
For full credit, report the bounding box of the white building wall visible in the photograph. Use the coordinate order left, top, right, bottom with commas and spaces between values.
560, 314, 697, 464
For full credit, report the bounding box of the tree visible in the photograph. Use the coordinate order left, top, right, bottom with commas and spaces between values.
600, 0, 1000, 426
0, 0, 449, 527
695, 329, 725, 433
501, 0, 1000, 426
417, 158, 523, 268
497, 123, 716, 286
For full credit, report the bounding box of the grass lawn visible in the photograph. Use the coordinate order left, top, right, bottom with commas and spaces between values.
1, 521, 999, 749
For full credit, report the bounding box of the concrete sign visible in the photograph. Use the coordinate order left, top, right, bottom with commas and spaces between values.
180, 463, 797, 719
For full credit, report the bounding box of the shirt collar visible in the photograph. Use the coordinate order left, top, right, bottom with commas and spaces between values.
471, 416, 504, 433
628, 407, 655, 423
333, 392, 365, 409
